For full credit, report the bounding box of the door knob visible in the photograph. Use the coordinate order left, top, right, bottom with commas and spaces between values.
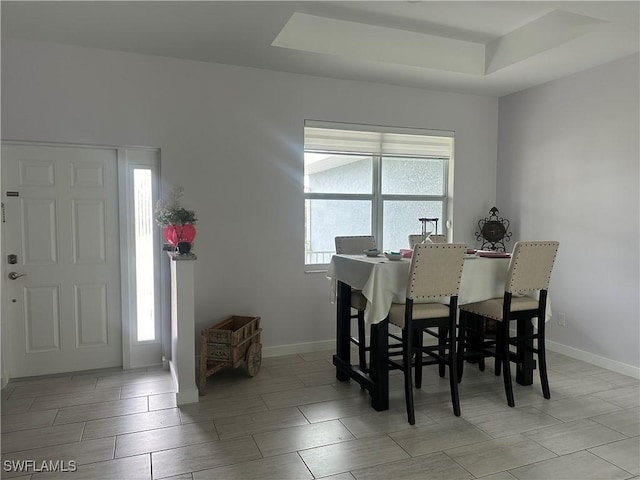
8, 272, 27, 280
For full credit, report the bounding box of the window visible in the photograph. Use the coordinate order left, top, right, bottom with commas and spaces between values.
119, 148, 162, 369
133, 168, 156, 341
304, 121, 453, 266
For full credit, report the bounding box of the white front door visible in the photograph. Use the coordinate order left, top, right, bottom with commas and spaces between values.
2, 143, 122, 377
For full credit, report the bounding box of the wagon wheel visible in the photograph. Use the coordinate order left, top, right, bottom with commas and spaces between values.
245, 343, 262, 377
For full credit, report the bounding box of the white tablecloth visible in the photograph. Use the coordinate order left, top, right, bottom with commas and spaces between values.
327, 254, 551, 326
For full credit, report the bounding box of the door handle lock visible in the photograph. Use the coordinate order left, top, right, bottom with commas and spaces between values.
8, 272, 27, 280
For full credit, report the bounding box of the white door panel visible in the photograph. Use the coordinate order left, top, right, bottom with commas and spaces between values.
3, 144, 122, 377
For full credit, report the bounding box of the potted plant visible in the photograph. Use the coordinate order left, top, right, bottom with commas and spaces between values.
155, 187, 197, 254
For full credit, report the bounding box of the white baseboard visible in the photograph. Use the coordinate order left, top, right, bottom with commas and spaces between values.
546, 340, 640, 379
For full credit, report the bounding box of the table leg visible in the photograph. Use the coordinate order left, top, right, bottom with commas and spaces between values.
369, 320, 389, 411
335, 280, 351, 382
516, 317, 534, 385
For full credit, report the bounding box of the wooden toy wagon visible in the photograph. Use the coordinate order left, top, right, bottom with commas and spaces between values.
199, 315, 262, 395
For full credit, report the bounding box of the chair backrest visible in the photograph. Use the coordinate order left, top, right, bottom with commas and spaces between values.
408, 234, 446, 248
335, 235, 376, 254
406, 243, 466, 301
506, 241, 559, 293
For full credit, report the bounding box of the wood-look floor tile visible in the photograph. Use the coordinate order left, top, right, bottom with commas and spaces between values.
1, 410, 58, 433
523, 418, 627, 455
1, 397, 35, 415
465, 406, 561, 438
261, 385, 358, 410
1, 423, 84, 453
299, 435, 409, 478
550, 376, 617, 397
83, 408, 181, 440
509, 450, 631, 479
416, 393, 509, 421
339, 408, 435, 438
317, 474, 356, 480
298, 395, 372, 423
298, 350, 334, 362
2, 437, 115, 478
253, 419, 354, 457
590, 371, 640, 388
214, 407, 309, 439
1, 384, 16, 401
70, 367, 148, 381
260, 354, 304, 368
120, 380, 175, 399
7, 375, 73, 387
178, 395, 267, 424
548, 360, 611, 377
475, 472, 517, 480
444, 434, 556, 478
532, 395, 622, 422
192, 452, 313, 480
95, 371, 171, 389
222, 375, 305, 396
389, 418, 491, 456
115, 421, 217, 457
590, 406, 640, 437
151, 436, 261, 479
263, 359, 333, 377
148, 393, 177, 411
588, 436, 640, 475
30, 453, 151, 480
2, 351, 638, 480
591, 385, 640, 408
29, 388, 121, 411
54, 397, 148, 424
352, 451, 474, 480
296, 369, 343, 387
7, 378, 98, 399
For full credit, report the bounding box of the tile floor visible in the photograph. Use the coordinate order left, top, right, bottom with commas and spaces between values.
1, 349, 638, 479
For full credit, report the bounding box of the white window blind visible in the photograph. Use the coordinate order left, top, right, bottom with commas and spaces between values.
304, 122, 453, 158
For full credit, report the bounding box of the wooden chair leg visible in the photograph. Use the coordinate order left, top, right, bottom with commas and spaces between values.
414, 329, 423, 389
457, 311, 466, 383
501, 320, 515, 407
357, 310, 367, 373
477, 318, 486, 372
538, 321, 551, 399
494, 325, 503, 376
448, 317, 460, 416
403, 325, 416, 425
438, 326, 447, 378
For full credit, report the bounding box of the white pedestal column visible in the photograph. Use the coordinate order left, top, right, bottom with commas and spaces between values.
168, 252, 199, 405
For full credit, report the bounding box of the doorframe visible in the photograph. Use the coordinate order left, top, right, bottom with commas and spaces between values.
0, 140, 164, 382
117, 147, 165, 369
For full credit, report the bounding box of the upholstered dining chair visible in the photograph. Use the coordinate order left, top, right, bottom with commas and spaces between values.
334, 235, 377, 372
408, 234, 446, 248
387, 243, 466, 424
457, 241, 559, 407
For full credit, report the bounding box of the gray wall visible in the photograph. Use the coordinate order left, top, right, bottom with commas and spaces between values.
497, 54, 640, 370
2, 40, 498, 355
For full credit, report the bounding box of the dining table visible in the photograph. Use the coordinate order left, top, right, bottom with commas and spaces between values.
326, 252, 551, 411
